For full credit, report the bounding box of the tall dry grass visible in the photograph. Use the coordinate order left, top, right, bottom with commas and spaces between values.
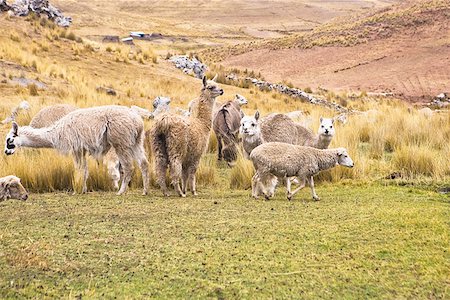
0, 17, 448, 193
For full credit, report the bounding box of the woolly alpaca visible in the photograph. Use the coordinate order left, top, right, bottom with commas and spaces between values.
150, 76, 223, 197
250, 143, 354, 200
213, 94, 248, 165
241, 112, 336, 157
29, 104, 78, 128
0, 175, 28, 202
4, 106, 149, 195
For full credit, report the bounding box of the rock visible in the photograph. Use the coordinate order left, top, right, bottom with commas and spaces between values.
102, 35, 120, 43
2, 0, 72, 27
169, 55, 207, 79
11, 76, 46, 89
96, 86, 117, 96
0, 0, 11, 11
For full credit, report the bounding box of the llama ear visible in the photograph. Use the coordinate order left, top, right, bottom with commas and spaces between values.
254, 111, 260, 121
12, 122, 18, 135
320, 117, 323, 123
202, 76, 207, 87
212, 74, 218, 82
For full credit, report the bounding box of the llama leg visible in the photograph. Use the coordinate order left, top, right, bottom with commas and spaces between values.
135, 146, 150, 195
308, 176, 320, 201
288, 177, 306, 199
217, 135, 223, 161
154, 152, 169, 196
116, 150, 134, 195
181, 168, 189, 195
169, 159, 184, 197
80, 153, 89, 194
187, 161, 200, 196
251, 173, 259, 199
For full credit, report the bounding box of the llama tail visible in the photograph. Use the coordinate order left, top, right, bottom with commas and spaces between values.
1, 101, 31, 125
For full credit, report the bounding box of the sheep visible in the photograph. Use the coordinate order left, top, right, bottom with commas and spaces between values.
250, 143, 354, 200
213, 94, 248, 165
4, 105, 150, 196
150, 76, 223, 197
0, 175, 28, 202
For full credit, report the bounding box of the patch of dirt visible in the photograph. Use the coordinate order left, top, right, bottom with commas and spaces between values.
223, 25, 449, 102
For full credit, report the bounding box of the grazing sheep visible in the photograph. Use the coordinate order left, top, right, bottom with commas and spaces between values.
4, 106, 150, 196
250, 143, 354, 200
150, 76, 223, 197
213, 94, 248, 164
1, 101, 30, 125
0, 175, 28, 202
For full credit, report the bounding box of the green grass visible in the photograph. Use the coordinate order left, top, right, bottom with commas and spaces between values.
0, 184, 449, 299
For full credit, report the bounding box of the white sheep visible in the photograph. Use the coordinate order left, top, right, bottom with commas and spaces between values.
0, 175, 28, 202
250, 143, 354, 201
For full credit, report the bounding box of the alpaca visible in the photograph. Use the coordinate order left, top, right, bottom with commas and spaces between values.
4, 106, 149, 195
29, 104, 78, 128
0, 175, 28, 201
213, 94, 248, 164
250, 143, 354, 200
150, 76, 223, 197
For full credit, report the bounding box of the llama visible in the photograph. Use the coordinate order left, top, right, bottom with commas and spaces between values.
213, 94, 248, 165
150, 76, 223, 197
4, 106, 149, 195
0, 175, 28, 202
29, 104, 78, 128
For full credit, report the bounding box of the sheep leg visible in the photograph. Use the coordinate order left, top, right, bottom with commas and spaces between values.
217, 135, 223, 161
72, 151, 87, 194
286, 177, 292, 200
308, 176, 320, 201
170, 159, 185, 197
288, 177, 306, 200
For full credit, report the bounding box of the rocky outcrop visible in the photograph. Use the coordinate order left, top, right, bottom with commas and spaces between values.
2, 0, 72, 27
169, 55, 207, 79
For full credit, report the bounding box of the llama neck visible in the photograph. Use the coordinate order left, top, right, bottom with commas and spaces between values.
316, 134, 333, 149
17, 126, 54, 149
194, 93, 215, 131
314, 149, 339, 172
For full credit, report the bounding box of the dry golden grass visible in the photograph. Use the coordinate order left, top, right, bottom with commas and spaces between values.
0, 15, 449, 193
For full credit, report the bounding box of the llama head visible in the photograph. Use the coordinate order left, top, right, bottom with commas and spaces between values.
222, 143, 238, 166
4, 122, 20, 156
0, 175, 28, 201
336, 148, 354, 168
234, 94, 248, 106
240, 111, 260, 136
201, 75, 224, 100
318, 117, 335, 137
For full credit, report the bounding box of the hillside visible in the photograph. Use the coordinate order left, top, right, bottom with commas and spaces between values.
210, 0, 449, 101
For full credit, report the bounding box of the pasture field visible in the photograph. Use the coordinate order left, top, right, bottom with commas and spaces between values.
0, 0, 449, 298
0, 183, 449, 298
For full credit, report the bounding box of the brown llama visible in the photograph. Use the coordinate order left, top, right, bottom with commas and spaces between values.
150, 76, 223, 197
